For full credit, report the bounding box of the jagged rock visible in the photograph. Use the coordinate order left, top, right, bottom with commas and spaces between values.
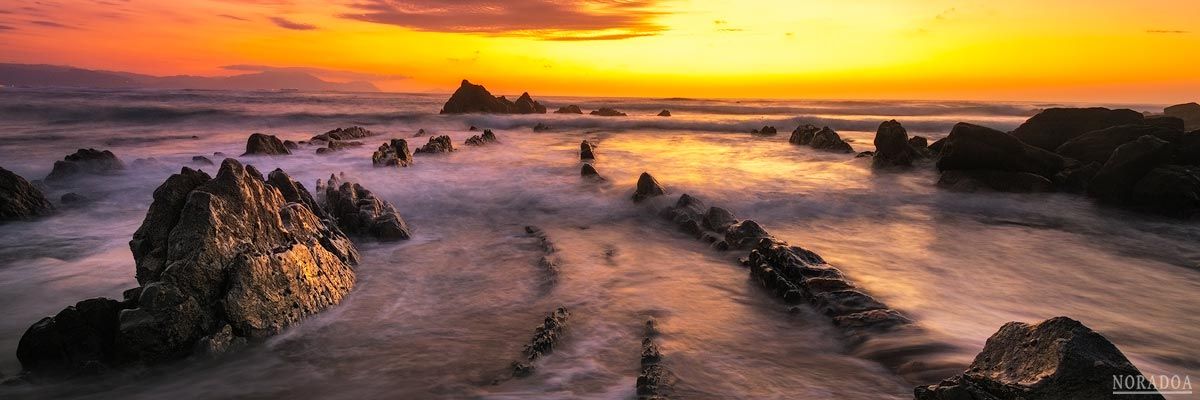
721, 220, 772, 249
464, 129, 499, 146
554, 105, 582, 114
60, 192, 87, 205
414, 135, 455, 154
581, 163, 605, 181
657, 109, 671, 117
702, 207, 736, 233
1011, 107, 1145, 151
660, 194, 707, 237
1088, 135, 1171, 203
590, 107, 627, 117
283, 140, 298, 150
937, 170, 1054, 193
580, 140, 596, 160
532, 123, 551, 132
1130, 165, 1200, 218
937, 123, 1066, 179
319, 174, 412, 241
191, 156, 213, 166
632, 172, 666, 202
872, 120, 916, 168
810, 127, 854, 153
439, 80, 546, 114
372, 139, 413, 167
637, 318, 673, 399
790, 124, 821, 145
1, 167, 54, 221
241, 133, 291, 156
511, 307, 569, 377
1056, 124, 1183, 164
915, 317, 1159, 400
1164, 102, 1200, 131
45, 149, 126, 181
752, 126, 778, 136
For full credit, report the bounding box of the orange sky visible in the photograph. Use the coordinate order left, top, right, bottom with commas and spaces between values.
1, 0, 1197, 103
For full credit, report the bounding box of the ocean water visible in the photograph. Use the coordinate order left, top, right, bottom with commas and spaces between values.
0, 87, 1196, 399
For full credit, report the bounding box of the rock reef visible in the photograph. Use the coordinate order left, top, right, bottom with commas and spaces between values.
372, 139, 414, 167
414, 135, 455, 154
554, 105, 582, 114
318, 174, 412, 241
465, 129, 499, 146
242, 133, 291, 156
590, 107, 627, 117
510, 307, 570, 377
440, 80, 546, 114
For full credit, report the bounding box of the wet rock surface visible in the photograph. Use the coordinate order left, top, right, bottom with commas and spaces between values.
936, 122, 1066, 185
554, 105, 582, 114
632, 172, 667, 202
637, 319, 673, 399
590, 107, 627, 117
790, 124, 821, 145
809, 127, 854, 153
510, 307, 569, 377
1088, 135, 1172, 204
318, 174, 412, 241
1, 167, 54, 221
580, 140, 597, 160
372, 139, 414, 167
464, 129, 499, 146
414, 135, 455, 154
440, 80, 546, 114
872, 120, 918, 168
45, 148, 126, 181
241, 133, 291, 156
1011, 107, 1145, 151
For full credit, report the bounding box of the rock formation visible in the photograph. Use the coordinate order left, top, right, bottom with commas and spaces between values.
554, 105, 582, 114
311, 126, 376, 154
1, 167, 54, 221
1130, 165, 1200, 218
581, 163, 606, 181
413, 129, 427, 138
1056, 124, 1183, 164
1010, 107, 1144, 151
45, 149, 126, 181
191, 156, 214, 166
318, 174, 412, 241
414, 135, 455, 154
372, 139, 413, 167
936, 122, 1066, 183
580, 140, 596, 160
657, 110, 671, 117
1087, 135, 1172, 204
439, 80, 546, 114
241, 133, 291, 156
790, 124, 821, 145
809, 127, 854, 153
464, 129, 499, 146
632, 172, 667, 202
590, 107, 627, 117
872, 120, 917, 168
751, 126, 778, 135
637, 319, 673, 399
510, 307, 570, 377
513, 92, 547, 114
1164, 102, 1200, 131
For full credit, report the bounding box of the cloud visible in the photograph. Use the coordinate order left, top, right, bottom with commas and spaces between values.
221, 64, 408, 81
219, 14, 249, 21
270, 16, 317, 30
31, 20, 77, 29
340, 0, 667, 41
1146, 29, 1188, 34
0, 24, 13, 31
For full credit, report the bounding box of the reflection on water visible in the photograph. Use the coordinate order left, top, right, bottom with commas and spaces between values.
0, 89, 1194, 399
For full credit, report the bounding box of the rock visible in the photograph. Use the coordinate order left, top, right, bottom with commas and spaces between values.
1088, 135, 1171, 203
927, 137, 948, 155
872, 120, 916, 167
319, 174, 412, 240
1056, 124, 1183, 164
1130, 165, 1200, 218
590, 107, 627, 117
468, 126, 479, 131
637, 319, 673, 399
702, 207, 737, 233
1164, 102, 1200, 131
554, 105, 582, 114
581, 163, 605, 181
937, 170, 1054, 193
241, 133, 291, 156
1054, 162, 1102, 194
16, 298, 125, 377
914, 317, 1158, 400
632, 172, 666, 202
372, 139, 414, 167
790, 124, 821, 145
283, 140, 298, 150
657, 109, 671, 117
810, 127, 854, 153
1177, 131, 1200, 165
440, 80, 546, 114
1, 167, 54, 221
908, 135, 929, 150
60, 192, 88, 205
722, 220, 773, 249
1144, 115, 1185, 131
316, 140, 364, 154
414, 135, 455, 154
45, 149, 126, 181
752, 126, 778, 136
1011, 107, 1145, 151
580, 140, 596, 160
936, 122, 1066, 179
191, 156, 214, 166
511, 307, 569, 377
310, 126, 377, 143
464, 129, 499, 146
532, 123, 551, 132
413, 129, 427, 138
856, 151, 875, 158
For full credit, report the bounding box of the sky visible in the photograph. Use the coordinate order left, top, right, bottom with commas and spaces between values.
1, 0, 1197, 103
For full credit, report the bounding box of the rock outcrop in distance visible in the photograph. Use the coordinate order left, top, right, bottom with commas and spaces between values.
554, 105, 582, 114
465, 129, 499, 146
414, 135, 455, 154
590, 107, 627, 117
657, 109, 671, 117
1, 167, 54, 221
751, 126, 777, 135
45, 148, 125, 182
16, 159, 360, 378
242, 133, 291, 156
1164, 102, 1200, 131
789, 125, 853, 153
317, 174, 412, 241
372, 139, 413, 167
439, 80, 546, 114
915, 317, 1161, 400
580, 140, 597, 160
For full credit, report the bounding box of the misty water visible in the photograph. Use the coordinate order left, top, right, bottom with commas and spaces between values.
0, 88, 1196, 399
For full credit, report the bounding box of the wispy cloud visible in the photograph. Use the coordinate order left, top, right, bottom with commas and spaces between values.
31, 20, 77, 29
270, 16, 317, 30
221, 64, 408, 81
1146, 29, 1189, 34
219, 14, 249, 21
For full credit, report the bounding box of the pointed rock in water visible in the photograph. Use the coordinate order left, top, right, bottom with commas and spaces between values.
372, 139, 414, 167
657, 109, 671, 117
1165, 102, 1200, 131
241, 133, 291, 156
554, 105, 583, 114
440, 80, 546, 114
311, 126, 376, 142
872, 120, 916, 168
414, 135, 455, 154
1011, 107, 1145, 151
590, 107, 627, 117
790, 124, 821, 145
465, 129, 499, 146
320, 174, 412, 241
468, 125, 479, 131
1, 167, 54, 221
632, 172, 667, 202
513, 92, 547, 114
809, 127, 854, 153
45, 148, 125, 182
580, 140, 596, 160
915, 317, 1159, 400
581, 163, 605, 181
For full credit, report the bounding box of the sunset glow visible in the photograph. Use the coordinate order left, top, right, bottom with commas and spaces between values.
2, 0, 1198, 101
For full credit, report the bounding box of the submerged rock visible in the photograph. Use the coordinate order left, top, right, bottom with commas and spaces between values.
511, 307, 570, 377
1011, 107, 1145, 151
413, 129, 427, 138
319, 174, 412, 241
581, 163, 606, 181
937, 123, 1066, 179
241, 133, 291, 156
465, 129, 499, 146
580, 140, 597, 160
414, 135, 455, 154
532, 123, 551, 132
915, 317, 1158, 400
632, 172, 667, 202
468, 126, 479, 131
45, 148, 126, 181
554, 105, 583, 114
752, 126, 778, 136
440, 80, 546, 114
60, 192, 88, 205
872, 120, 916, 168
790, 124, 821, 145
1, 167, 54, 221
657, 109, 671, 117
372, 139, 413, 167
637, 319, 673, 399
1164, 102, 1200, 131
1056, 124, 1183, 164
590, 107, 627, 117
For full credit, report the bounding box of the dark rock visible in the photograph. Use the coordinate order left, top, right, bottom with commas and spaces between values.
937, 170, 1054, 193
581, 163, 605, 181
915, 317, 1159, 400
855, 151, 874, 158
532, 123, 551, 132
45, 149, 126, 181
440, 80, 546, 114
632, 172, 666, 202
316, 140, 364, 154
753, 126, 778, 136
465, 129, 499, 146
511, 307, 569, 377
1056, 124, 1183, 164
790, 124, 820, 145
1164, 102, 1200, 131
414, 135, 455, 154
580, 140, 596, 160
318, 174, 412, 241
1088, 135, 1171, 203
1130, 165, 1200, 218
637, 318, 673, 399
554, 105, 583, 114
468, 126, 479, 131
871, 120, 915, 168
810, 127, 854, 153
908, 135, 929, 150
191, 156, 213, 166
16, 298, 125, 377
1176, 131, 1200, 165
657, 109, 671, 117
1, 167, 54, 221
722, 220, 772, 249
590, 107, 627, 117
1054, 162, 1102, 194
413, 129, 427, 138
241, 133, 291, 156
702, 207, 737, 233
1011, 107, 1145, 151
937, 123, 1066, 179
282, 140, 298, 150
313, 126, 378, 142
1144, 115, 1185, 131
60, 192, 87, 205
928, 137, 948, 155
372, 139, 413, 167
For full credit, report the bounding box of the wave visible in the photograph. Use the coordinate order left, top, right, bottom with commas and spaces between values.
0, 103, 427, 126
452, 114, 1023, 135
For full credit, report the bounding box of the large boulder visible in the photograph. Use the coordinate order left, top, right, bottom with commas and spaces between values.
1, 167, 54, 221
915, 317, 1158, 400
45, 148, 126, 181
16, 298, 127, 377
590, 107, 627, 117
809, 127, 854, 153
1088, 135, 1171, 203
632, 172, 666, 202
1164, 102, 1200, 131
554, 105, 582, 114
318, 174, 412, 241
1055, 124, 1183, 164
241, 133, 291, 156
439, 80, 545, 114
414, 135, 455, 154
1130, 165, 1200, 218
789, 124, 821, 145
372, 139, 413, 167
872, 120, 915, 168
1010, 107, 1144, 151
937, 123, 1066, 179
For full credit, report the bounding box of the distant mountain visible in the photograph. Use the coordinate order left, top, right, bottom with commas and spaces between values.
0, 63, 379, 92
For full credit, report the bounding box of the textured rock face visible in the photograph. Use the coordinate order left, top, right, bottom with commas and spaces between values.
1164, 102, 1200, 131
809, 127, 854, 153
554, 105, 582, 114
657, 109, 671, 117
1011, 107, 1145, 151
45, 148, 126, 181
1056, 124, 1183, 164
580, 140, 596, 160
1, 167, 54, 221
915, 317, 1158, 400
590, 107, 627, 117
632, 172, 667, 202
464, 129, 499, 146
510, 307, 569, 377
439, 80, 546, 114
872, 120, 916, 167
372, 139, 413, 167
242, 133, 291, 156
637, 319, 673, 399
937, 123, 1066, 179
790, 124, 821, 145
318, 174, 412, 241
414, 135, 455, 154
1088, 135, 1171, 203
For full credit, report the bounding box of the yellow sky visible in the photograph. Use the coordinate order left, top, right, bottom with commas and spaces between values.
1, 0, 1197, 102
